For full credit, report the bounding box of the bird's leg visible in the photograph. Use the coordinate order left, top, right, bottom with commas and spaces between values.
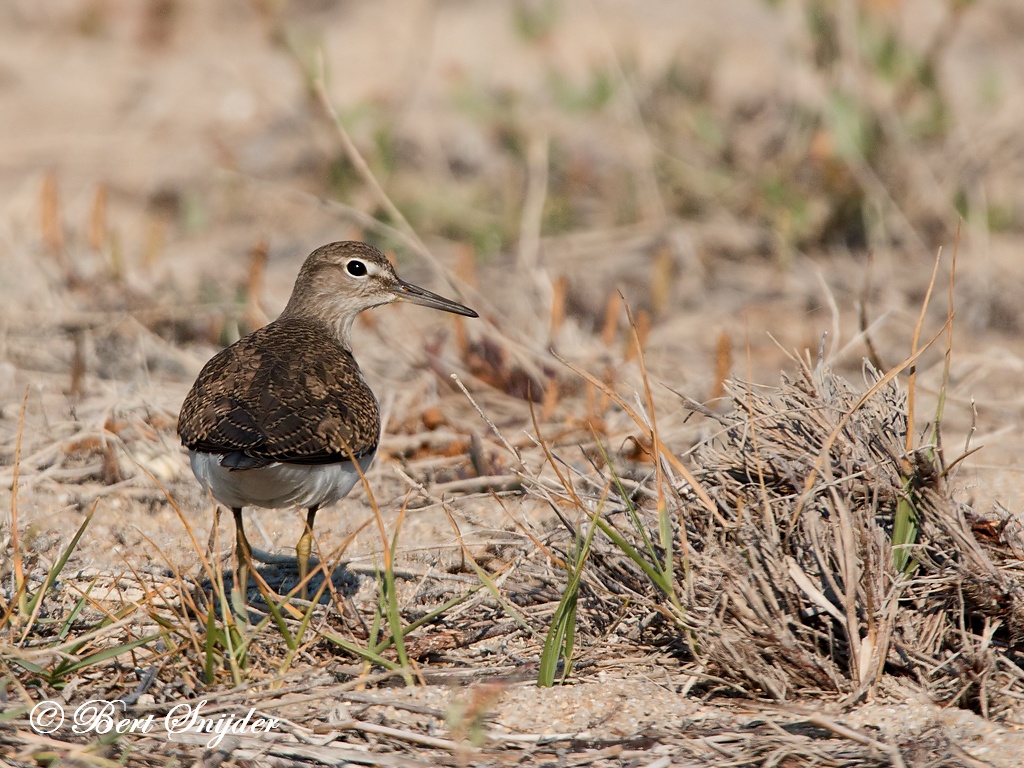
206, 505, 222, 558
232, 507, 252, 602
295, 505, 319, 601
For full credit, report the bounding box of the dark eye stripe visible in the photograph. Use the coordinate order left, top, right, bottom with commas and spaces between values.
347, 260, 367, 277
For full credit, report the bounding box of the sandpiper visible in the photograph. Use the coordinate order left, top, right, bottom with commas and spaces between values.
178, 241, 478, 600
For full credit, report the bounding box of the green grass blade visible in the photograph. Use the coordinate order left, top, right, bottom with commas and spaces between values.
321, 630, 401, 669
277, 579, 331, 676
592, 440, 664, 570
204, 603, 218, 684
382, 566, 411, 683
892, 484, 919, 572
19, 504, 97, 641
538, 590, 577, 686
593, 516, 673, 595
262, 595, 296, 650
460, 555, 536, 636
57, 589, 92, 642
375, 586, 483, 653
539, 508, 598, 687
7, 656, 46, 675
382, 509, 413, 684
56, 632, 165, 679
657, 500, 675, 591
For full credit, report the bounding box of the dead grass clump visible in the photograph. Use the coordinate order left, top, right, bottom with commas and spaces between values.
571, 357, 1024, 713
669, 359, 1024, 710
679, 362, 918, 699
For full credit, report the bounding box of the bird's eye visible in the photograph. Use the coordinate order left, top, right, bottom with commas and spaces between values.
346, 259, 368, 277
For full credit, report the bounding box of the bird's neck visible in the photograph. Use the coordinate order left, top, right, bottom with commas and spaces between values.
330, 313, 357, 351
280, 303, 357, 352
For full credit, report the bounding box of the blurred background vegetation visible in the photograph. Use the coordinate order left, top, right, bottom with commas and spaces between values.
3, 0, 1019, 269
3, 0, 1023, 497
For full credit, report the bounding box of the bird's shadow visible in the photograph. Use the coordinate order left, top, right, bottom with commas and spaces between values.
195, 552, 363, 619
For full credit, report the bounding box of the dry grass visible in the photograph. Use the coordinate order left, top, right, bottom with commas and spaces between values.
651, 361, 1021, 708
7, 286, 1023, 765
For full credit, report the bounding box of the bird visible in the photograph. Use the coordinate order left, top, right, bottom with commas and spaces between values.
177, 241, 478, 601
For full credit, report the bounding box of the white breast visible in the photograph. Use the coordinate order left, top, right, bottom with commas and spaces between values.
188, 451, 375, 510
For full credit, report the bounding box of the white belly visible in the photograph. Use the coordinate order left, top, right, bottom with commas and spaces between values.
188, 451, 375, 510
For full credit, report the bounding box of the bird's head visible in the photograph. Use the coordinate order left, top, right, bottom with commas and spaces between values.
282, 241, 478, 345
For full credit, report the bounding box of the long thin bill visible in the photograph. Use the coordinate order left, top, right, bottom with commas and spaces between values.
395, 278, 479, 317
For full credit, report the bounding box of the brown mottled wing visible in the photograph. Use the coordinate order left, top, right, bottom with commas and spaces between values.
178, 319, 380, 465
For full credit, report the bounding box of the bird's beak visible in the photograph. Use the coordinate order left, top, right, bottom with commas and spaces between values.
394, 278, 479, 318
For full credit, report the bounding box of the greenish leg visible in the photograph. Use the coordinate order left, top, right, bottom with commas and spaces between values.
232, 507, 251, 607
295, 505, 319, 601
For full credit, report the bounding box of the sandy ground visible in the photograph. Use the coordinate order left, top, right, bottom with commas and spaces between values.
3, 1, 1024, 765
